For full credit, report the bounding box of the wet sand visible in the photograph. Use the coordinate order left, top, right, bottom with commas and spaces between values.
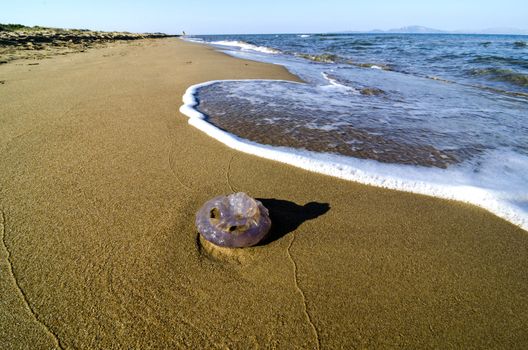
1, 38, 527, 349
197, 84, 460, 168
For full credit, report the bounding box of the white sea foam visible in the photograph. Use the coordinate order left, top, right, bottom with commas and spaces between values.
299, 34, 311, 38
180, 80, 528, 231
183, 37, 205, 43
321, 72, 358, 92
210, 40, 280, 54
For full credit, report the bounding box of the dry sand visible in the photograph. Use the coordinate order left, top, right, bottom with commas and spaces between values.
1, 38, 527, 349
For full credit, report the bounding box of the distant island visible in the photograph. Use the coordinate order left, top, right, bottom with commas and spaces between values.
339, 25, 528, 35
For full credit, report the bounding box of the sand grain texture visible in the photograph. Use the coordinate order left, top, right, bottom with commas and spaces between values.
1, 38, 527, 349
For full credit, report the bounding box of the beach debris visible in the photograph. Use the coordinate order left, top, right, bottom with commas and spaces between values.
195, 192, 271, 248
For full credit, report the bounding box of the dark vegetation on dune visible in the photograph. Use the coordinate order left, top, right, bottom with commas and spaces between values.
0, 23, 178, 64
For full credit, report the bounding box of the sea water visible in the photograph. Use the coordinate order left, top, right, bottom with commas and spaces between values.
181, 34, 528, 230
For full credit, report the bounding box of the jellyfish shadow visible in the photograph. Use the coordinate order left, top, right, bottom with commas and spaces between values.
257, 198, 330, 245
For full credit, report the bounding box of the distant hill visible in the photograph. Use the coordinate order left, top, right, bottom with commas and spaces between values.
387, 26, 446, 34
339, 25, 528, 35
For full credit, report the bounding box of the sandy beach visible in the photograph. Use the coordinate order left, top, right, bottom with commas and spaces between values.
1, 38, 528, 349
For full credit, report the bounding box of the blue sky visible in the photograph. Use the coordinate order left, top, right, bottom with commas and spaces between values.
1, 0, 527, 34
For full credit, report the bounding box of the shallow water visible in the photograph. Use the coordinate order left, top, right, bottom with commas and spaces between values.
189, 33, 528, 95
182, 34, 528, 229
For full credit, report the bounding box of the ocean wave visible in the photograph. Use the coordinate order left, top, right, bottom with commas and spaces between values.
426, 75, 528, 99
183, 37, 205, 43
294, 52, 391, 70
514, 41, 527, 48
355, 62, 391, 70
349, 40, 375, 46
321, 72, 358, 91
327, 42, 375, 51
471, 55, 528, 69
180, 80, 528, 231
321, 72, 386, 95
469, 68, 528, 87
210, 40, 280, 54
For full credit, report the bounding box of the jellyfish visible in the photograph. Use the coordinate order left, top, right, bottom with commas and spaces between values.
195, 192, 271, 248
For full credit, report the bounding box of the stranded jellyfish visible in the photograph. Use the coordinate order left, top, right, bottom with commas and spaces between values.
195, 192, 271, 248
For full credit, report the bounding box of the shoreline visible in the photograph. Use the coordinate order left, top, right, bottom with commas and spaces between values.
180, 78, 527, 231
1, 38, 527, 348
